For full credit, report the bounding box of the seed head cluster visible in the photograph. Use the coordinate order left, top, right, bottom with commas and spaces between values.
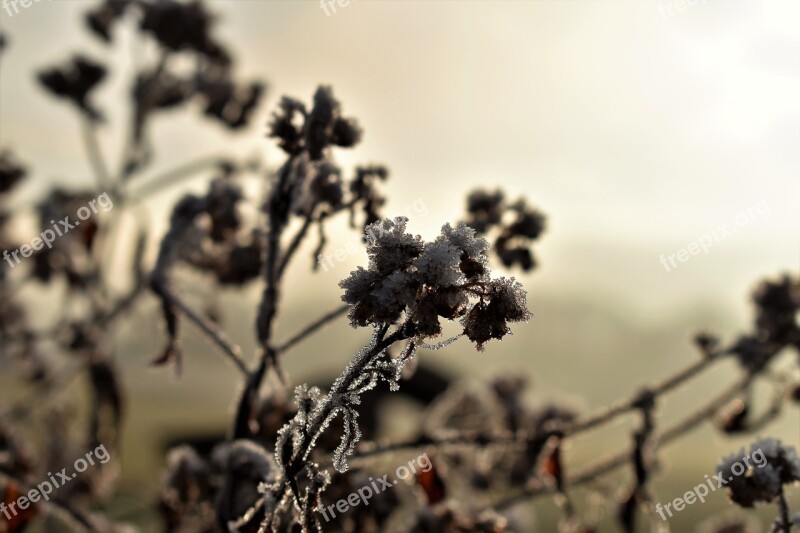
718, 439, 800, 508
340, 217, 531, 350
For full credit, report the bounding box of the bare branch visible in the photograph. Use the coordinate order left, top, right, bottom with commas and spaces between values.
277, 304, 349, 354
152, 280, 248, 377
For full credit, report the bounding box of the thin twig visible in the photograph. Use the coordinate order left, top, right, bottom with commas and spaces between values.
154, 281, 248, 376
491, 374, 754, 511
127, 155, 234, 203
563, 351, 726, 436
277, 214, 316, 278
350, 431, 523, 463
117, 50, 170, 182
277, 304, 349, 354
96, 279, 146, 327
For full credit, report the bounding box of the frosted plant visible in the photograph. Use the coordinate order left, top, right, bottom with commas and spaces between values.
254, 219, 533, 527
3, 2, 799, 532
341, 217, 530, 346
717, 439, 800, 532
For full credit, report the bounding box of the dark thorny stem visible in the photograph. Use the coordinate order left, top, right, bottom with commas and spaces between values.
256, 160, 295, 349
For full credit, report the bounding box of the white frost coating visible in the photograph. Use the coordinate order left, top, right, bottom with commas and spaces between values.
332, 407, 361, 472
417, 333, 464, 351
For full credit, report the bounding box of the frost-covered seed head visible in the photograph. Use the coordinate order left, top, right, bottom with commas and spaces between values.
716, 439, 800, 508
339, 219, 531, 350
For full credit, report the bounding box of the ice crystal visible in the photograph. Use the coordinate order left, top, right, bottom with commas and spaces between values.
415, 240, 463, 287
417, 334, 464, 351
293, 384, 322, 428
332, 407, 361, 472
440, 222, 490, 259
364, 217, 424, 274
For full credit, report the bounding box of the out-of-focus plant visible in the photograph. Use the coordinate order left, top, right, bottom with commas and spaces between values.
0, 0, 265, 530
0, 2, 797, 532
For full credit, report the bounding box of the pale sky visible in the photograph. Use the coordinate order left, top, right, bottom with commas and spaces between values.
1, 0, 798, 323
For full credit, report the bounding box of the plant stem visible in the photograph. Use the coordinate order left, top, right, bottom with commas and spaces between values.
127, 155, 234, 203
776, 487, 791, 533
81, 118, 112, 192
232, 159, 297, 438
563, 351, 726, 436
277, 304, 349, 354
154, 281, 248, 376
288, 324, 410, 476
490, 374, 754, 511
350, 431, 523, 462
277, 213, 315, 278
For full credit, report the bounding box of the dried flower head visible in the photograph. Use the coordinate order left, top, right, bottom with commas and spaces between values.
140, 0, 219, 57
340, 218, 531, 349
0, 150, 26, 194
269, 86, 361, 161
463, 189, 546, 272
85, 0, 131, 42
462, 277, 531, 351
752, 274, 800, 346
349, 165, 389, 229
730, 335, 778, 374
717, 439, 800, 508
38, 55, 106, 120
